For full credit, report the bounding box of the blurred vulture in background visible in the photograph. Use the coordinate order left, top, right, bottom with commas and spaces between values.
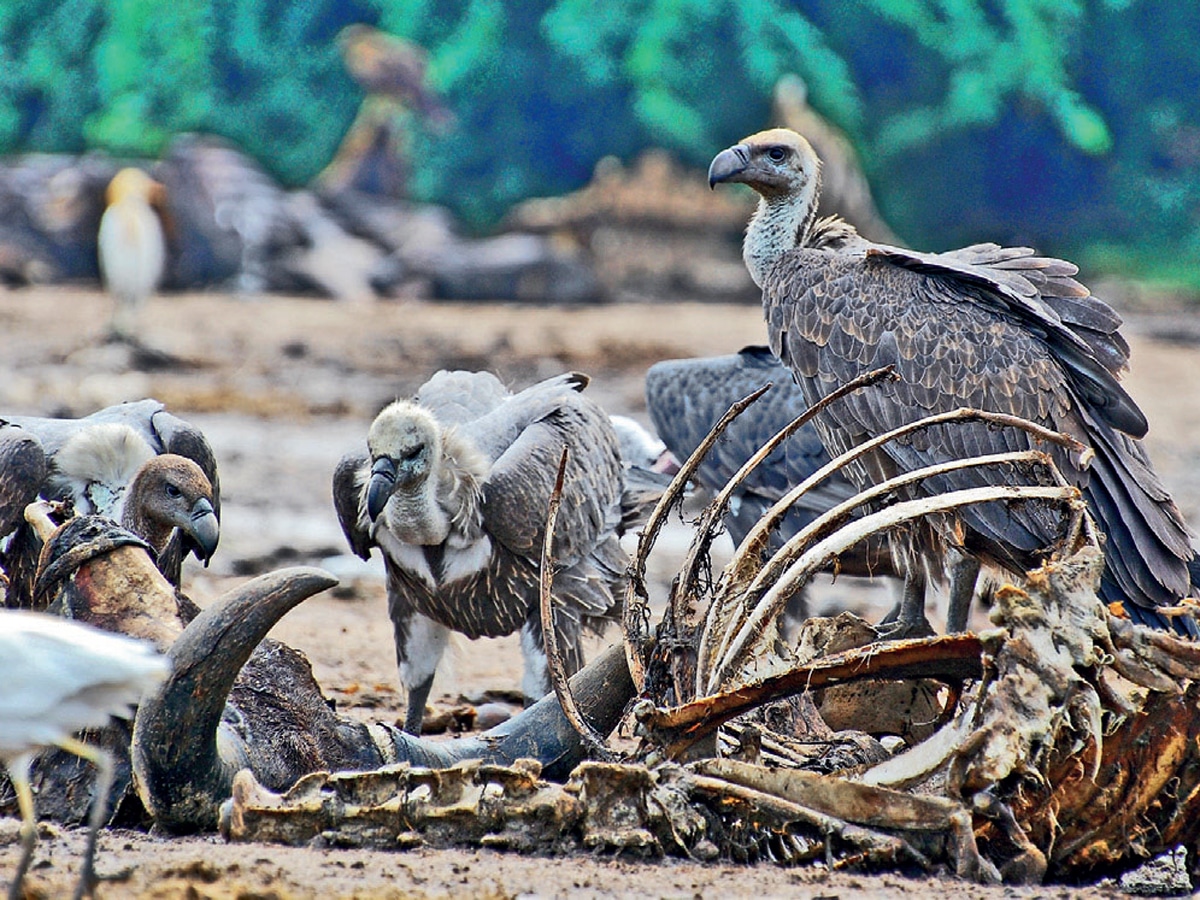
771, 74, 900, 245
335, 370, 647, 734
97, 168, 167, 341
0, 399, 220, 608
709, 128, 1200, 638
321, 24, 451, 199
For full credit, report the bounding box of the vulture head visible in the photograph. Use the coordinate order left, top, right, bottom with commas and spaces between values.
364, 401, 487, 546
124, 454, 220, 563
366, 401, 439, 517
709, 128, 824, 288
708, 127, 819, 199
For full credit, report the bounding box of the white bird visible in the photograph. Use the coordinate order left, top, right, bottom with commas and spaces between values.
97, 167, 167, 341
0, 610, 169, 900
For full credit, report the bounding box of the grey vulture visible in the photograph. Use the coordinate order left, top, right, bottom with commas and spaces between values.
646, 347, 900, 627
1, 399, 220, 608
709, 128, 1198, 637
334, 370, 636, 734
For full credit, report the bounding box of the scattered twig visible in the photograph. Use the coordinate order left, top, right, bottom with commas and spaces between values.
540, 445, 614, 760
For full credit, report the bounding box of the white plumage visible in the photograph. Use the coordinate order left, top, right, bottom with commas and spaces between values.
97, 168, 166, 340
0, 610, 169, 900
51, 423, 156, 519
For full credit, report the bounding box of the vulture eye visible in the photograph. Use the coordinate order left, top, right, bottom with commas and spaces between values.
166, 484, 182, 498
401, 444, 424, 461
767, 146, 787, 162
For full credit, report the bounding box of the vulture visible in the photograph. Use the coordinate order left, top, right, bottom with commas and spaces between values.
646, 348, 900, 626
334, 370, 639, 734
97, 167, 167, 341
709, 128, 1198, 637
1, 400, 220, 607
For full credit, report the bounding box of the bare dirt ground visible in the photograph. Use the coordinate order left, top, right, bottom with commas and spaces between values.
1, 285, 1198, 898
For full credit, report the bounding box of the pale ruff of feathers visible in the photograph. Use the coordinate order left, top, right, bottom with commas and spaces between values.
53, 424, 156, 518
364, 417, 492, 588
743, 165, 820, 288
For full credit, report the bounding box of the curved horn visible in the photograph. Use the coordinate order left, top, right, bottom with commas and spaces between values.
371, 641, 636, 778
131, 566, 338, 833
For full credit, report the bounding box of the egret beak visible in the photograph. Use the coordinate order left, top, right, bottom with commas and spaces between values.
708, 143, 750, 188
367, 457, 397, 521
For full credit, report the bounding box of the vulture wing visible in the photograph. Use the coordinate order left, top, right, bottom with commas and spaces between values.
456, 375, 624, 617
0, 423, 46, 540
332, 450, 372, 561
766, 246, 1193, 617
415, 369, 510, 425
645, 346, 855, 526
865, 243, 1145, 437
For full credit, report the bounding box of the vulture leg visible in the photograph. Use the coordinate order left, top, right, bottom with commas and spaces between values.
391, 610, 450, 736
520, 614, 584, 706
945, 548, 982, 634
879, 568, 936, 639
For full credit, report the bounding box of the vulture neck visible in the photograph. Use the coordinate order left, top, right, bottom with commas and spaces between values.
743, 178, 819, 289
122, 476, 171, 554
382, 428, 488, 547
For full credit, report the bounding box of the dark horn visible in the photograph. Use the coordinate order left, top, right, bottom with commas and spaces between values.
371, 641, 636, 778
131, 566, 338, 833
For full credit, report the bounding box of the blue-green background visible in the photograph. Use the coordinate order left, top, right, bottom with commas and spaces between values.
3, 0, 1198, 288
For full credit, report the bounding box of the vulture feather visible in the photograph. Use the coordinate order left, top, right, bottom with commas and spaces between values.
710, 128, 1197, 636
335, 370, 640, 734
1, 401, 220, 607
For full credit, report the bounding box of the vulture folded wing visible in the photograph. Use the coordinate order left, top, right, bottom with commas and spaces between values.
865, 245, 1146, 438
768, 250, 1088, 566
415, 369, 511, 425
458, 372, 590, 464
0, 423, 46, 539
479, 398, 622, 562
333, 451, 373, 561
646, 347, 853, 517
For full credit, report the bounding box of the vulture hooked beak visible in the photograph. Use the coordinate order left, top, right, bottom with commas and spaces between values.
367, 456, 397, 521
188, 497, 220, 563
708, 143, 751, 188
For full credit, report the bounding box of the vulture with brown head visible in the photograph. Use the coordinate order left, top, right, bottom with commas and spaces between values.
709, 128, 1198, 637
1, 400, 220, 608
335, 370, 640, 734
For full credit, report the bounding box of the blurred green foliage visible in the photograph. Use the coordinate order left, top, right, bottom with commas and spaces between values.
2, 0, 1199, 285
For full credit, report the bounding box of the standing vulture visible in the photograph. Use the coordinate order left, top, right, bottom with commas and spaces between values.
1, 400, 220, 607
709, 128, 1198, 637
334, 370, 637, 734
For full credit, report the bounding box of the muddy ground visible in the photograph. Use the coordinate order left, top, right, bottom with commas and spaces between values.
1, 285, 1199, 898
